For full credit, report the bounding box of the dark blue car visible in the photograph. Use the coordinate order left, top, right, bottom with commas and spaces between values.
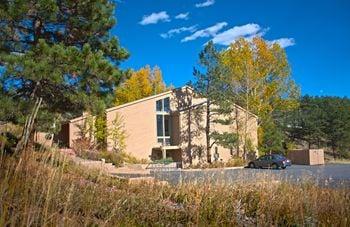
248, 154, 292, 169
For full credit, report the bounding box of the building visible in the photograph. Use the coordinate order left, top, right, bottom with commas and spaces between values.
56, 86, 259, 165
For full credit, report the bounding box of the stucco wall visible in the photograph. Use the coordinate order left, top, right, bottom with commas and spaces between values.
69, 116, 89, 148
287, 149, 325, 165
106, 93, 172, 160
62, 87, 259, 164
174, 87, 259, 163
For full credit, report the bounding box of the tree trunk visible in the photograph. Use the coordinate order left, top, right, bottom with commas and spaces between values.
206, 100, 211, 163
332, 146, 336, 160
186, 88, 193, 165
235, 107, 240, 157
243, 70, 250, 160
15, 97, 42, 154
187, 107, 192, 165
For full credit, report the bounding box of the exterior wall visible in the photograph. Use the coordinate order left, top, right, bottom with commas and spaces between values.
68, 116, 89, 148
174, 87, 259, 164
33, 132, 53, 147
287, 149, 325, 165
53, 123, 69, 147
61, 86, 259, 165
106, 92, 172, 160
309, 149, 325, 165
287, 149, 309, 165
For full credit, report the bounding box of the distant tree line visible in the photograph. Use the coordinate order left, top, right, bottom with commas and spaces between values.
284, 96, 350, 158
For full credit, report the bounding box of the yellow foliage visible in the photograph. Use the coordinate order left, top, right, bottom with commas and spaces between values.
115, 65, 167, 105
221, 37, 299, 119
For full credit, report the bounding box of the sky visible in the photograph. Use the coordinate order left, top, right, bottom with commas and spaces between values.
112, 0, 350, 97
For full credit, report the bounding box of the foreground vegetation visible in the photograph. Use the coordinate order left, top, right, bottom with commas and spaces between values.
1, 150, 349, 226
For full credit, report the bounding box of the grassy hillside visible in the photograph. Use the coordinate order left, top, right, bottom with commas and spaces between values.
0, 150, 349, 226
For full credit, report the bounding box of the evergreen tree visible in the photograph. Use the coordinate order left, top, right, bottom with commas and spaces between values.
286, 96, 350, 158
0, 0, 128, 133
193, 41, 226, 163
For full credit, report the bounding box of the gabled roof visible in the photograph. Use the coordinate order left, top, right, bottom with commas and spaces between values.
105, 85, 195, 113
106, 90, 173, 113
69, 85, 258, 121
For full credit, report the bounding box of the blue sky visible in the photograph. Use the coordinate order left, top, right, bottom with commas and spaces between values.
112, 0, 350, 97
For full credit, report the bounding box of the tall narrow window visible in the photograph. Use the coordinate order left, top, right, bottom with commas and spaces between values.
164, 115, 170, 136
156, 97, 171, 145
156, 115, 163, 137
156, 100, 163, 112
164, 97, 170, 112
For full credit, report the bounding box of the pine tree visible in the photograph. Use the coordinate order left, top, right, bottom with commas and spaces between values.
0, 0, 128, 133
193, 41, 226, 163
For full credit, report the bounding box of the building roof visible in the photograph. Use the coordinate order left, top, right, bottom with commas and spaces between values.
105, 89, 174, 113
69, 85, 258, 122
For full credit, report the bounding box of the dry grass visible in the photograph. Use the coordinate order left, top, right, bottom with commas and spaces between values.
189, 157, 246, 169
0, 149, 349, 226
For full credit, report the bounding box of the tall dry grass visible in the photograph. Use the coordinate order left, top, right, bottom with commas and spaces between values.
0, 149, 349, 226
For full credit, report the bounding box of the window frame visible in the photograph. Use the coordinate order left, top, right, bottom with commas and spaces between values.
156, 97, 171, 146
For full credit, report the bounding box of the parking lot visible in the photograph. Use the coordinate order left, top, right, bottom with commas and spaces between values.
152, 164, 350, 188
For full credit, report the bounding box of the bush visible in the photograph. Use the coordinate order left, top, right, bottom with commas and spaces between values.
225, 157, 246, 167
152, 157, 173, 165
86, 150, 150, 167
99, 150, 124, 166
0, 132, 19, 154
188, 158, 246, 169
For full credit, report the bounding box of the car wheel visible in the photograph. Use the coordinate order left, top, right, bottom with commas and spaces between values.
271, 163, 279, 169
281, 166, 286, 169
248, 162, 255, 168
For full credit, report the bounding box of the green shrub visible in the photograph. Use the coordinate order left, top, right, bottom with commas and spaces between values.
99, 151, 150, 167
152, 157, 173, 164
99, 150, 124, 166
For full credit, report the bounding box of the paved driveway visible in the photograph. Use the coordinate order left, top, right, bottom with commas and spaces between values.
151, 164, 350, 188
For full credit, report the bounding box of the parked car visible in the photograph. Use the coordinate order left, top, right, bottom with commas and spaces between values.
248, 154, 292, 169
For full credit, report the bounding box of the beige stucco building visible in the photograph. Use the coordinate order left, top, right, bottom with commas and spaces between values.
56, 86, 259, 165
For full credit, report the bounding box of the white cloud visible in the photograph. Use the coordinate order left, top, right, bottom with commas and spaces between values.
161, 26, 197, 39
139, 11, 170, 25
212, 23, 263, 45
209, 23, 295, 48
181, 22, 227, 42
195, 0, 215, 8
269, 38, 296, 48
175, 12, 189, 20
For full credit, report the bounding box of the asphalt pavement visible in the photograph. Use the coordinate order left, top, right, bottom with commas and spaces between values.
151, 164, 350, 188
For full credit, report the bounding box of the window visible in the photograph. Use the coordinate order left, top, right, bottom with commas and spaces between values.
258, 156, 267, 161
156, 115, 163, 136
157, 138, 164, 144
156, 97, 170, 113
164, 115, 170, 136
164, 97, 170, 112
156, 100, 163, 112
156, 97, 171, 145
165, 138, 171, 146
